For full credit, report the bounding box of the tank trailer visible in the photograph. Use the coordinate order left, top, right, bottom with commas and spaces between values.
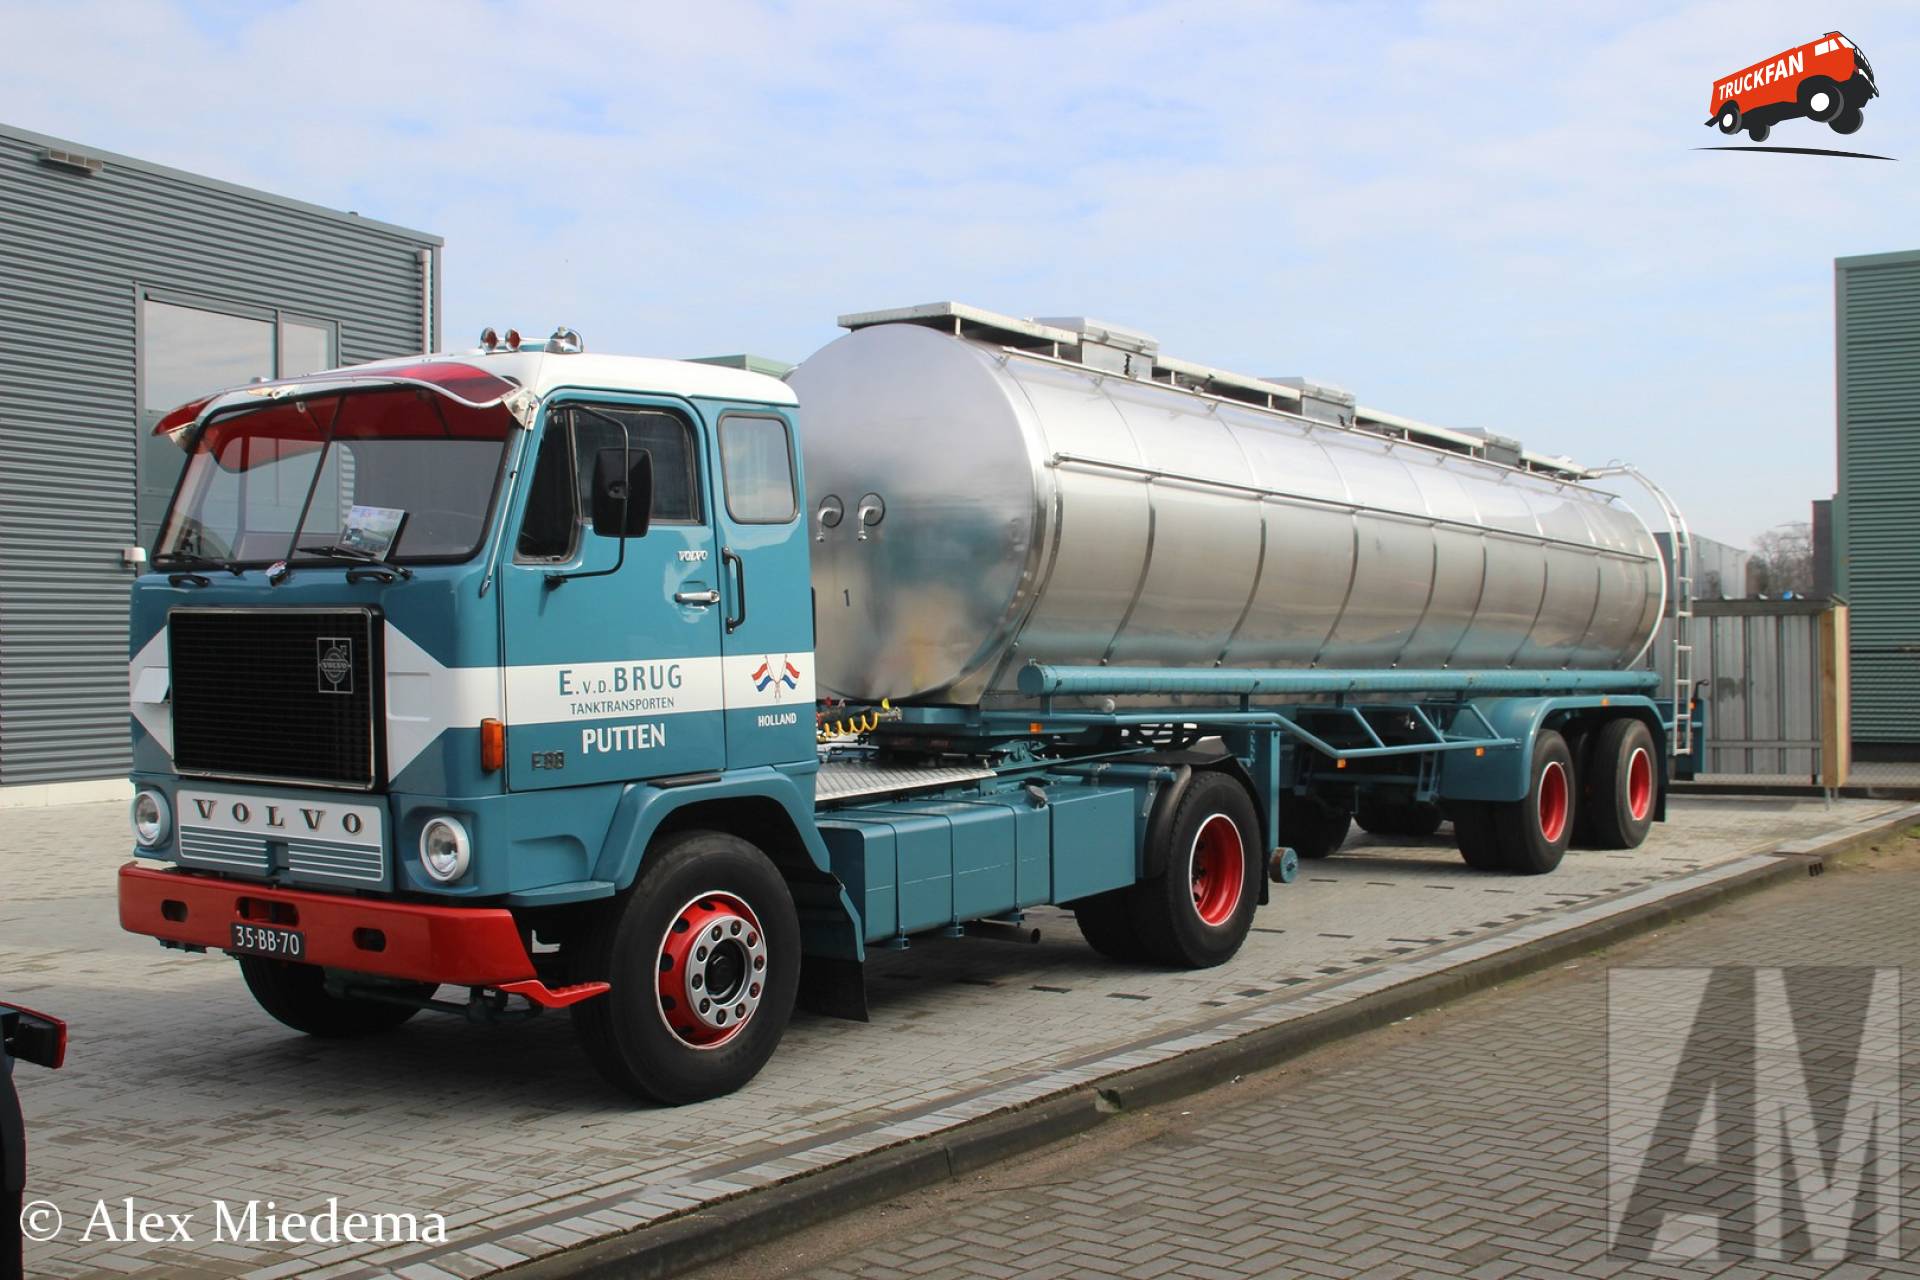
119, 304, 1702, 1102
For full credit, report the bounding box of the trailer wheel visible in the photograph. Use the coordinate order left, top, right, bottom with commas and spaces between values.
1279, 792, 1350, 859
1355, 795, 1444, 838
1127, 771, 1262, 968
1830, 106, 1864, 135
1072, 888, 1150, 961
1486, 729, 1576, 875
571, 830, 799, 1105
238, 958, 429, 1038
1716, 102, 1741, 134
1585, 718, 1658, 850
1799, 76, 1844, 122
1451, 802, 1506, 871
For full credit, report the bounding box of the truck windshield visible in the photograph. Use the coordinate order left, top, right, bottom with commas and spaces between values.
154, 388, 514, 566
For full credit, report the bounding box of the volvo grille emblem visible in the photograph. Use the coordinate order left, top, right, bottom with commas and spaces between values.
317, 637, 354, 694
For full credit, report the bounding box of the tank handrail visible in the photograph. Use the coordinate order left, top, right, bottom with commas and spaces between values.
1048, 453, 1662, 566
1583, 462, 1696, 756
1016, 663, 1663, 698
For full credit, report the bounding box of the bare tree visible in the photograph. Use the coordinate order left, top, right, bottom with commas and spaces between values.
1752, 521, 1814, 596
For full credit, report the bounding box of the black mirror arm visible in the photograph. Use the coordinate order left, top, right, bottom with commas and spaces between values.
545, 528, 624, 588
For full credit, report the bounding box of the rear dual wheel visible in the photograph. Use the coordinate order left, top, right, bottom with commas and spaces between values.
1454, 729, 1575, 875
1073, 771, 1262, 968
1279, 791, 1351, 859
1583, 718, 1658, 850
1354, 794, 1444, 839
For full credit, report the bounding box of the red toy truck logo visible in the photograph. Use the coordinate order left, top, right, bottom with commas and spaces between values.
1708, 31, 1878, 142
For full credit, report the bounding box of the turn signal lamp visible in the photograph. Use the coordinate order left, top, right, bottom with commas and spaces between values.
481, 718, 505, 772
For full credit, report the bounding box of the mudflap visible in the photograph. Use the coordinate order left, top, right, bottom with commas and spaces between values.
797, 954, 869, 1022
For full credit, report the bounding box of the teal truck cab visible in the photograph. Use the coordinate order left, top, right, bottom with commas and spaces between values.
120, 308, 1700, 1103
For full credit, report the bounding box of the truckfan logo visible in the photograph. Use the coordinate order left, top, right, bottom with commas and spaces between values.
316, 637, 354, 695
751, 657, 801, 701
1701, 31, 1888, 158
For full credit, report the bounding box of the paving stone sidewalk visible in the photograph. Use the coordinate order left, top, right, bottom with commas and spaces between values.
741, 833, 1920, 1280
0, 794, 1905, 1277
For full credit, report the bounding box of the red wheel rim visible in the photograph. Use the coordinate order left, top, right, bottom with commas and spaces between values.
1626, 746, 1653, 821
1536, 760, 1570, 844
656, 892, 767, 1049
1189, 814, 1245, 927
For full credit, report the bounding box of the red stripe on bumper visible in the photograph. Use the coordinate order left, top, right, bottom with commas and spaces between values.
119, 862, 538, 989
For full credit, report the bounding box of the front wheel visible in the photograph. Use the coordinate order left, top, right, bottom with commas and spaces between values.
1799, 76, 1844, 122
238, 958, 429, 1038
1126, 771, 1263, 968
571, 830, 800, 1105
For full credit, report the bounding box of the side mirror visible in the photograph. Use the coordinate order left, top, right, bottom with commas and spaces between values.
591, 447, 653, 539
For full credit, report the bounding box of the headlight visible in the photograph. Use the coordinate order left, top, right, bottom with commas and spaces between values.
419, 816, 472, 884
131, 788, 171, 849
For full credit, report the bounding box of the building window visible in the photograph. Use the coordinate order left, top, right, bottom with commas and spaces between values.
136, 291, 340, 547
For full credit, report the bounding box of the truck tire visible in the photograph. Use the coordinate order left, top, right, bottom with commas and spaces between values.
1126, 771, 1263, 968
1746, 121, 1771, 143
1486, 729, 1576, 875
571, 830, 800, 1105
1354, 794, 1444, 838
1073, 888, 1149, 961
1831, 106, 1864, 135
1279, 792, 1350, 859
1799, 76, 1844, 122
238, 958, 429, 1038
1585, 718, 1658, 850
1451, 802, 1506, 871
1716, 102, 1741, 134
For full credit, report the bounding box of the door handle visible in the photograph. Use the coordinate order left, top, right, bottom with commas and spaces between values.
675, 588, 721, 606
721, 548, 746, 633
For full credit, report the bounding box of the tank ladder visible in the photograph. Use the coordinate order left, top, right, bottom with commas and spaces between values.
1589, 464, 1695, 756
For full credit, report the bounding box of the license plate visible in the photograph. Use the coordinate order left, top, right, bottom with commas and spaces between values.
229, 922, 306, 960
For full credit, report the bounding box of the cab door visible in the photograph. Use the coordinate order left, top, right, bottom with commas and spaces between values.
708, 407, 816, 768
500, 396, 726, 790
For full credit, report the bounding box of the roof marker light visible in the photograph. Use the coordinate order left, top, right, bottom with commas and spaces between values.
479, 327, 499, 351
504, 329, 522, 352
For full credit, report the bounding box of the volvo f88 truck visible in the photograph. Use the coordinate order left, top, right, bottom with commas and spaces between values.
119, 304, 1699, 1103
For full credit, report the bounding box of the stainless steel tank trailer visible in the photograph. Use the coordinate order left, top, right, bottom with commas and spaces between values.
118, 305, 1702, 1102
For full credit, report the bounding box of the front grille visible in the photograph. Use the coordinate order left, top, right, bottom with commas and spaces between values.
178, 826, 273, 877
170, 609, 379, 788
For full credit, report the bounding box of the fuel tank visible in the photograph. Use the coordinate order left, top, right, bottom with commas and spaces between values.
791, 312, 1665, 706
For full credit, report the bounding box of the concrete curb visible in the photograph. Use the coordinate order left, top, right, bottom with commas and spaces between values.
501, 806, 1919, 1280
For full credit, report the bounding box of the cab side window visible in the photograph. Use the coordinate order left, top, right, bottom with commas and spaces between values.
719, 415, 798, 523
516, 405, 702, 561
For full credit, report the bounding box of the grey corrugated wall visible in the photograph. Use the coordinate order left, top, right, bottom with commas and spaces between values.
0, 124, 440, 785
1836, 249, 1920, 748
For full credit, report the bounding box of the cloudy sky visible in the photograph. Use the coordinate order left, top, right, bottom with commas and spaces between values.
3, 0, 1915, 544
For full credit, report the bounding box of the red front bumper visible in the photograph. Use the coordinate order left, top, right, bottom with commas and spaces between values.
118, 863, 607, 1008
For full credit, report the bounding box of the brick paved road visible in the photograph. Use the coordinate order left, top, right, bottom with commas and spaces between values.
704, 833, 1920, 1280
0, 795, 1906, 1277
